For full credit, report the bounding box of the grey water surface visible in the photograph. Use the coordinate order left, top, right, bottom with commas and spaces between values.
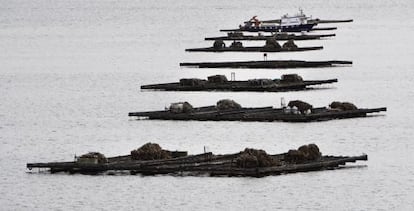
1, 0, 413, 210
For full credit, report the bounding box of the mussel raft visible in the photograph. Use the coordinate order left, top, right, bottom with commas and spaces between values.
186, 46, 322, 52
129, 100, 386, 122
219, 27, 337, 33
141, 74, 338, 92
179, 60, 352, 69
205, 33, 335, 41
26, 143, 368, 177
186, 40, 322, 53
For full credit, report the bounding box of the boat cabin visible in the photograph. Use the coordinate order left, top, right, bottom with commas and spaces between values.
280, 9, 310, 26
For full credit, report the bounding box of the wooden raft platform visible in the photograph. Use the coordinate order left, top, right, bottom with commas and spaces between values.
141, 76, 338, 92
315, 19, 353, 24
205, 33, 335, 41
128, 103, 386, 122
185, 46, 322, 52
26, 147, 368, 177
179, 60, 352, 69
311, 27, 338, 31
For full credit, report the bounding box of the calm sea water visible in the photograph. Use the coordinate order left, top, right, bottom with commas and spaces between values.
1, 0, 414, 210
